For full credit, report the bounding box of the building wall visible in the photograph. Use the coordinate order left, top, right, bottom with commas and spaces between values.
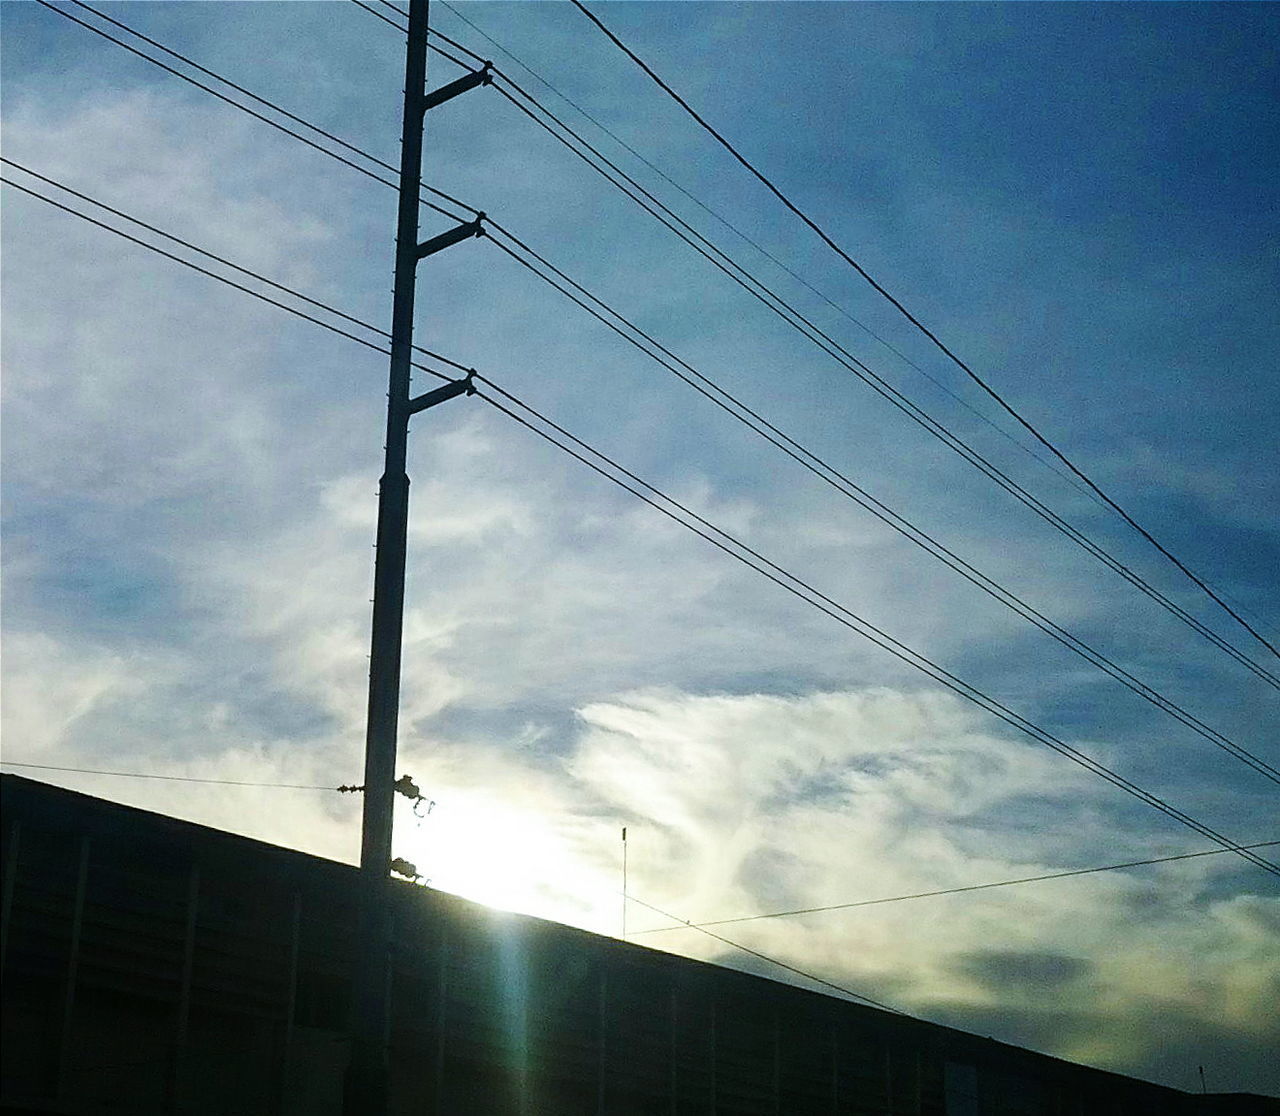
2, 776, 1265, 1116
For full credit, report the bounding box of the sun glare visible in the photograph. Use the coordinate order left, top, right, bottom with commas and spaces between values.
392, 789, 619, 935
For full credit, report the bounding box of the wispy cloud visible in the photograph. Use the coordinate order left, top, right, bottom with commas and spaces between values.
3, 2, 1276, 1097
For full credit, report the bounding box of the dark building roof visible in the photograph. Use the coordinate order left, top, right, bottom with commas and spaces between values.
2, 774, 1275, 1116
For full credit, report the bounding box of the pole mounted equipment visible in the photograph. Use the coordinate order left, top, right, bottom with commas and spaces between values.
344, 2, 485, 1112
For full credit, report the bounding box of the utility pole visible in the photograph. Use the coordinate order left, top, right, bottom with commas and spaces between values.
344, 1, 490, 1112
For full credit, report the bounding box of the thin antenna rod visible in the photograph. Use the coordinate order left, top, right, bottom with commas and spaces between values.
621, 826, 628, 939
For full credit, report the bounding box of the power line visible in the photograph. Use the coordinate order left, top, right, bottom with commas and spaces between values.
568, 0, 1280, 662
624, 893, 910, 1016
469, 80, 1280, 691
12, 162, 1277, 795
630, 840, 1280, 935
0, 158, 459, 376
479, 230, 1280, 783
367, 0, 1279, 691
474, 390, 1280, 878
0, 173, 455, 385
1, 760, 346, 791
487, 225, 1280, 778
349, 0, 410, 35
430, 0, 1110, 517
469, 56, 1277, 687
53, 0, 1277, 692
7, 168, 1277, 879
38, 0, 476, 223
357, 1, 1277, 678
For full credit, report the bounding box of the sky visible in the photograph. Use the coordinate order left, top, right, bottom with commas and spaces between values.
2, 0, 1278, 1098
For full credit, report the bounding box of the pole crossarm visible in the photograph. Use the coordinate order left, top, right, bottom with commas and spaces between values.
416, 216, 484, 259
421, 61, 493, 114
407, 371, 476, 415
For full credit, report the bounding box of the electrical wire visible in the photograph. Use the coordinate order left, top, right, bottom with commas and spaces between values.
40, 0, 476, 223
471, 79, 1280, 690
569, 0, 1280, 662
14, 160, 1277, 792
482, 234, 1280, 783
6, 167, 1277, 878
431, 0, 1108, 516
7, 749, 902, 1013
629, 840, 1280, 935
0, 174, 455, 386
52, 0, 1277, 692
0, 158, 464, 377
1, 761, 345, 791
350, 0, 410, 34
367, 0, 1275, 687
352, 0, 1280, 710
470, 245, 1280, 779
472, 388, 1280, 878
624, 893, 910, 1015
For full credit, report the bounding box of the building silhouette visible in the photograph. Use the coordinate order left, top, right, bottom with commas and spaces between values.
1, 774, 1274, 1115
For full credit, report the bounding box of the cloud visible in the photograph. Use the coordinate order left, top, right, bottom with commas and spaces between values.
948, 949, 1092, 994
3, 7, 1276, 1098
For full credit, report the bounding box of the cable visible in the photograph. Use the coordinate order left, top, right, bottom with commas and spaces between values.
473, 68, 1279, 690
23, 153, 1278, 789
0, 159, 468, 377
0, 159, 456, 372
0, 174, 456, 386
8, 170, 1276, 880
17, 30, 1269, 747
474, 389, 1280, 878
38, 0, 476, 222
350, 0, 409, 34
7, 754, 895, 1016
630, 840, 1280, 935
431, 2, 1108, 517
55, 0, 1276, 689
475, 79, 1279, 690
1, 760, 344, 791
569, 0, 1280, 661
625, 893, 910, 1015
15, 160, 1275, 790
480, 225, 1280, 717
466, 272, 1280, 786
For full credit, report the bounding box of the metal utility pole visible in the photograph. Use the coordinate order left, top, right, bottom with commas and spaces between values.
344, 1, 489, 1111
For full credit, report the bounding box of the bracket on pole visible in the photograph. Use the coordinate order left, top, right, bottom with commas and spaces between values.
406, 371, 475, 415
416, 216, 483, 260
422, 62, 493, 115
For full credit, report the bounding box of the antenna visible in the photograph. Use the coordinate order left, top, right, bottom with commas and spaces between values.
621, 826, 628, 939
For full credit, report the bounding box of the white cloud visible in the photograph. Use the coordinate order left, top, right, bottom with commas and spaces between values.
3, 12, 1276, 1097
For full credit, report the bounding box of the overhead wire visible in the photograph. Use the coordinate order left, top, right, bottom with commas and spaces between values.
6, 167, 1277, 880
0, 157, 464, 378
357, 0, 1280, 693
42, 0, 476, 223
1, 760, 346, 792
481, 231, 1280, 783
568, 0, 1280, 662
430, 0, 1108, 516
15, 26, 1274, 839
625, 893, 911, 1016
468, 79, 1280, 691
18, 13, 1277, 1027
12, 745, 1254, 1021
473, 389, 1280, 878
50, 0, 1278, 694
347, 6, 1280, 762
0, 173, 455, 385
629, 840, 1280, 935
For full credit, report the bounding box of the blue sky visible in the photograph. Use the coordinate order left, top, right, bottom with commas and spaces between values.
2, 0, 1277, 1096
